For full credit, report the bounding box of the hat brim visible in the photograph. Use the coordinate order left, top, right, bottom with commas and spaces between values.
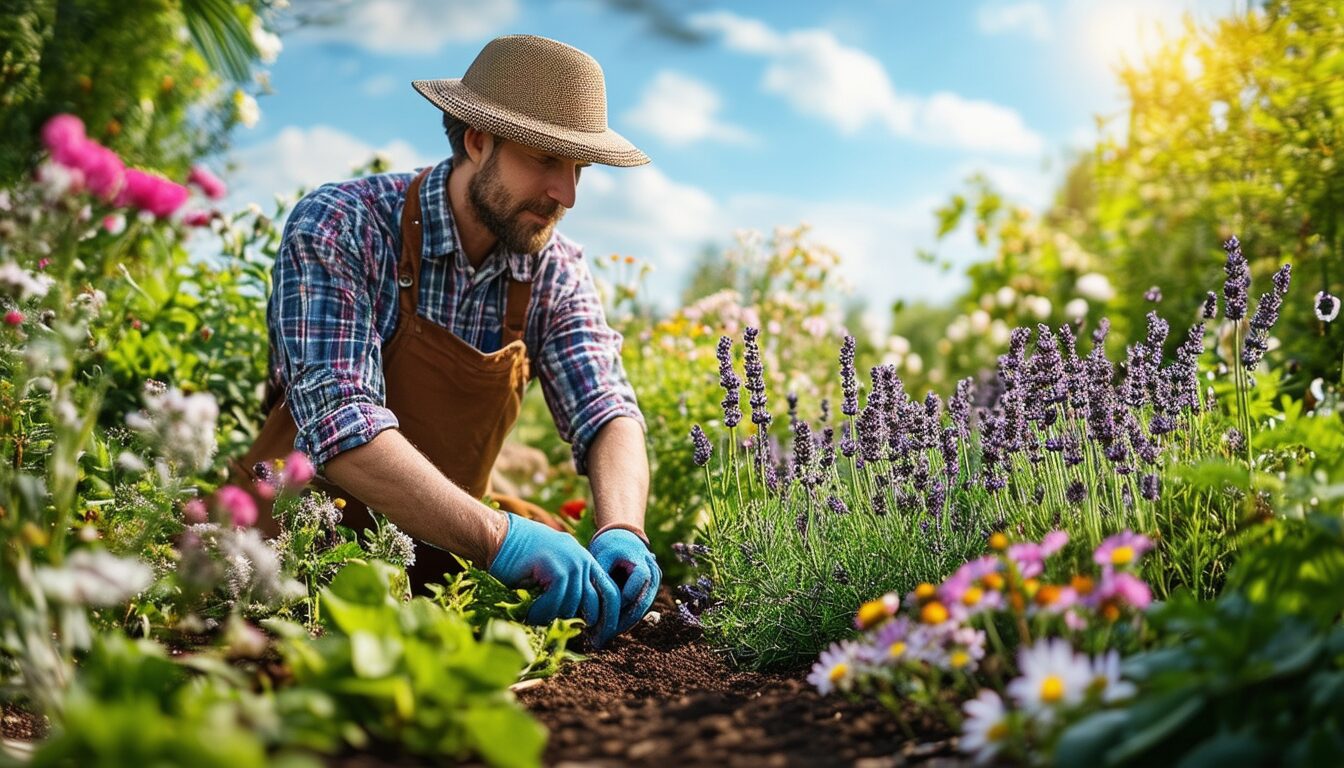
413, 79, 650, 168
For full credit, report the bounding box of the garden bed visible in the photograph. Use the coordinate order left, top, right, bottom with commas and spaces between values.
516, 591, 963, 767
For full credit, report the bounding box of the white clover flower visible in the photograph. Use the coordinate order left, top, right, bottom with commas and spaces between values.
887, 335, 911, 356
904, 353, 923, 375
1006, 638, 1093, 722
960, 689, 1011, 765
1074, 273, 1115, 302
1064, 298, 1089, 321
35, 549, 153, 606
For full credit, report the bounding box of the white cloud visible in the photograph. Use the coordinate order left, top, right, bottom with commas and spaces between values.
360, 74, 398, 98
689, 11, 1043, 156
223, 125, 435, 212
624, 71, 754, 147
289, 0, 518, 54
977, 2, 1053, 40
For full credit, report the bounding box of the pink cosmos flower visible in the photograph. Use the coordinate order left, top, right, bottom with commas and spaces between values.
1093, 530, 1154, 569
41, 114, 88, 166
280, 451, 315, 488
215, 485, 257, 527
115, 169, 190, 219
1007, 529, 1068, 579
41, 115, 125, 200
1092, 571, 1152, 613
187, 165, 228, 200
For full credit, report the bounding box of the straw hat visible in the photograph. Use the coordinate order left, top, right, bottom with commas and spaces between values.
413, 35, 649, 168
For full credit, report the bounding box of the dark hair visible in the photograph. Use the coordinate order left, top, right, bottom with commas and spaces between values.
442, 111, 469, 161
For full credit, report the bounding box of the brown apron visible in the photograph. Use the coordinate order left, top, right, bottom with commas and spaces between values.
230, 168, 565, 591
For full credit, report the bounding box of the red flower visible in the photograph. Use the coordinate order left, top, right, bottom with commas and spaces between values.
560, 499, 586, 520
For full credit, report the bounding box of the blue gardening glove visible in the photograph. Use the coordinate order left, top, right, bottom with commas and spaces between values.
488, 513, 621, 645
588, 528, 661, 637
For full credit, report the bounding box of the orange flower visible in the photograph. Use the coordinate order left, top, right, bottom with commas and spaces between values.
560, 499, 586, 520
988, 532, 1009, 551
1071, 575, 1095, 596
920, 601, 949, 624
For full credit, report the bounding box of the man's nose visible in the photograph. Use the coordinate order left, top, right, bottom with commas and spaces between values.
547, 164, 578, 209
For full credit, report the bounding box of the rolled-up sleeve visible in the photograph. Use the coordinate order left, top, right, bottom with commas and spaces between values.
268, 205, 398, 467
536, 263, 644, 474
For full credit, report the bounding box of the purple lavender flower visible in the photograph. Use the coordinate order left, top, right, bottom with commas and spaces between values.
820, 398, 831, 423
820, 426, 836, 469
1202, 291, 1218, 320
831, 562, 850, 585
1065, 479, 1087, 504
1091, 317, 1111, 347
839, 421, 857, 458
1242, 264, 1291, 370
1222, 236, 1250, 321
871, 490, 888, 516
1063, 431, 1084, 467
949, 377, 974, 435
940, 425, 959, 480
1121, 483, 1134, 509
1144, 286, 1163, 302
671, 542, 710, 564
787, 391, 799, 430
793, 421, 815, 488
717, 336, 742, 428
1224, 427, 1245, 453
795, 509, 809, 537
1140, 473, 1161, 501
839, 335, 858, 417
1171, 322, 1206, 412
926, 477, 946, 515
691, 424, 712, 466
1317, 291, 1341, 323
743, 327, 771, 427
826, 495, 850, 515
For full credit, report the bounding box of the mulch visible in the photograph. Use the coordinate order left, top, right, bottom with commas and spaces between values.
516, 590, 967, 767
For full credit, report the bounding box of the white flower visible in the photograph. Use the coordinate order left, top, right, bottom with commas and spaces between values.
961, 689, 1011, 765
887, 335, 911, 356
1064, 298, 1090, 321
1024, 295, 1052, 320
1006, 638, 1093, 721
904, 353, 923, 375
127, 383, 219, 473
946, 317, 969, 343
989, 319, 1011, 347
1074, 273, 1115, 302
0, 261, 54, 301
969, 309, 991, 334
1316, 291, 1340, 323
1088, 650, 1136, 703
115, 451, 147, 473
34, 549, 153, 606
808, 640, 862, 695
33, 160, 81, 201
996, 286, 1017, 308
250, 17, 283, 64
233, 90, 260, 128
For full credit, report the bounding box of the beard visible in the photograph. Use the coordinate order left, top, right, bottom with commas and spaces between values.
467, 151, 566, 255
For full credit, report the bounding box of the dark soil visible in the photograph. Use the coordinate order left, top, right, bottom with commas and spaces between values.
516, 591, 966, 767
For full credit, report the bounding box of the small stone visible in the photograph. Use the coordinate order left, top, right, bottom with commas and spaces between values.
627, 740, 661, 760
642, 610, 661, 625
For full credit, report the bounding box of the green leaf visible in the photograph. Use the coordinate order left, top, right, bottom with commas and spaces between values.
462, 704, 546, 768
1175, 732, 1271, 768
1055, 709, 1132, 768
350, 631, 400, 678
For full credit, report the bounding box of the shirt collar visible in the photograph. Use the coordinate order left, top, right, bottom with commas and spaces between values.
417, 157, 539, 283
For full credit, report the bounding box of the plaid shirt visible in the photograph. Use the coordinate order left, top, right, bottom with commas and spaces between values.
268, 156, 643, 473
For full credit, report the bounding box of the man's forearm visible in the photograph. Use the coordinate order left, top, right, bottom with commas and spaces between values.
586, 416, 649, 533
322, 429, 507, 567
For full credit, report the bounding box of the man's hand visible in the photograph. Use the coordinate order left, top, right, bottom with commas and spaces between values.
488, 513, 622, 646
588, 528, 660, 636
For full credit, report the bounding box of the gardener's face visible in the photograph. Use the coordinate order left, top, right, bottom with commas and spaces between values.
467, 136, 587, 255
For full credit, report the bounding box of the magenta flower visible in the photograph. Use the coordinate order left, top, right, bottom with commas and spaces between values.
280, 451, 315, 488
1007, 530, 1068, 579
41, 114, 126, 201
1093, 571, 1152, 612
1093, 530, 1153, 569
215, 485, 258, 527
187, 165, 228, 200
41, 114, 88, 166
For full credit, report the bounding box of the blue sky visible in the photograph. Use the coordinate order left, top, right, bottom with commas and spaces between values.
224, 0, 1243, 333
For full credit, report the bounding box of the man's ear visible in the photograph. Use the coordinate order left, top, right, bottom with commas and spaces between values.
464, 126, 496, 166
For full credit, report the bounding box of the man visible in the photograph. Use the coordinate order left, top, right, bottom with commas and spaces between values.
235, 34, 659, 648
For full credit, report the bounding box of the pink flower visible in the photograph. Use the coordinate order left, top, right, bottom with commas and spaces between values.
115, 169, 189, 219
4, 310, 22, 326
182, 498, 208, 524
182, 209, 214, 228
215, 485, 257, 527
41, 114, 88, 166
1092, 571, 1152, 613
1093, 530, 1154, 569
1006, 530, 1068, 579
102, 214, 126, 235
280, 451, 315, 488
187, 165, 228, 200
77, 142, 125, 200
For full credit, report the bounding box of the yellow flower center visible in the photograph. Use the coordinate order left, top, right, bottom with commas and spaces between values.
988, 532, 1009, 551
920, 601, 949, 624
1035, 585, 1062, 606
987, 722, 1010, 741
828, 663, 849, 684
950, 650, 971, 668
1040, 674, 1065, 703
889, 641, 907, 658
914, 582, 936, 602
857, 599, 889, 629
1071, 575, 1095, 595
333, 497, 347, 510
1110, 545, 1135, 566
982, 572, 1005, 591
962, 586, 984, 606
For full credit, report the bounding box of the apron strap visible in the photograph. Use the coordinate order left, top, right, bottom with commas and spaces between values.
397, 168, 432, 321
502, 278, 533, 347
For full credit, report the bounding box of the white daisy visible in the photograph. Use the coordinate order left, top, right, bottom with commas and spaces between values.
1088, 649, 1137, 703
808, 640, 861, 695
1006, 638, 1093, 722
960, 689, 1011, 765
